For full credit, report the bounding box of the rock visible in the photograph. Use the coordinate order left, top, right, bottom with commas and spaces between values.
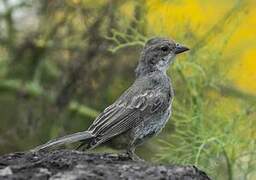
0, 167, 13, 177
0, 149, 211, 180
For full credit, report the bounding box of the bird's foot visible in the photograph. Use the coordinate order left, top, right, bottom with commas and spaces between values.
126, 151, 144, 162
117, 153, 133, 161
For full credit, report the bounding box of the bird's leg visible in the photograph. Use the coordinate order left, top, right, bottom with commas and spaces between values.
126, 147, 144, 162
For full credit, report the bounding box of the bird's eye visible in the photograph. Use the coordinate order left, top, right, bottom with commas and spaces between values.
160, 46, 169, 52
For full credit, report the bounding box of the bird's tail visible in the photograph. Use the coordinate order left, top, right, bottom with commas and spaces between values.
31, 131, 93, 152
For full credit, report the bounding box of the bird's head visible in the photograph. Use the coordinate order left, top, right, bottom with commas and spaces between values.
136, 37, 189, 76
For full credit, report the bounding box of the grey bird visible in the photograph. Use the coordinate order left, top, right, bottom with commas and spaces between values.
31, 37, 189, 160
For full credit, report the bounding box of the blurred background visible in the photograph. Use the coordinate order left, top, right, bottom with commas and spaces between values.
0, 0, 255, 179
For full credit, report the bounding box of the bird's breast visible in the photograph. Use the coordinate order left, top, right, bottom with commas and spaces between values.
134, 106, 172, 140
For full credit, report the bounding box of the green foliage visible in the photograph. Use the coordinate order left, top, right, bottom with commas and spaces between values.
105, 28, 146, 53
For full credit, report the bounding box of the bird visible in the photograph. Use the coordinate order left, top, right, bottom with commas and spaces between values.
31, 37, 189, 160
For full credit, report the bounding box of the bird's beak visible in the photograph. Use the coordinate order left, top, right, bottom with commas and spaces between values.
174, 44, 190, 55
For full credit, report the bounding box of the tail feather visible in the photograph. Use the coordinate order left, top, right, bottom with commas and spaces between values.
31, 131, 93, 152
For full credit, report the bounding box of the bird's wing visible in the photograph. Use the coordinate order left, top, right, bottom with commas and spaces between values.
87, 88, 169, 146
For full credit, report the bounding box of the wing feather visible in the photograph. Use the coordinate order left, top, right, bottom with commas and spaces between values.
87, 88, 169, 147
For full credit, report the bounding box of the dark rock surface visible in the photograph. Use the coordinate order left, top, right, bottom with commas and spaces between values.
0, 150, 211, 180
